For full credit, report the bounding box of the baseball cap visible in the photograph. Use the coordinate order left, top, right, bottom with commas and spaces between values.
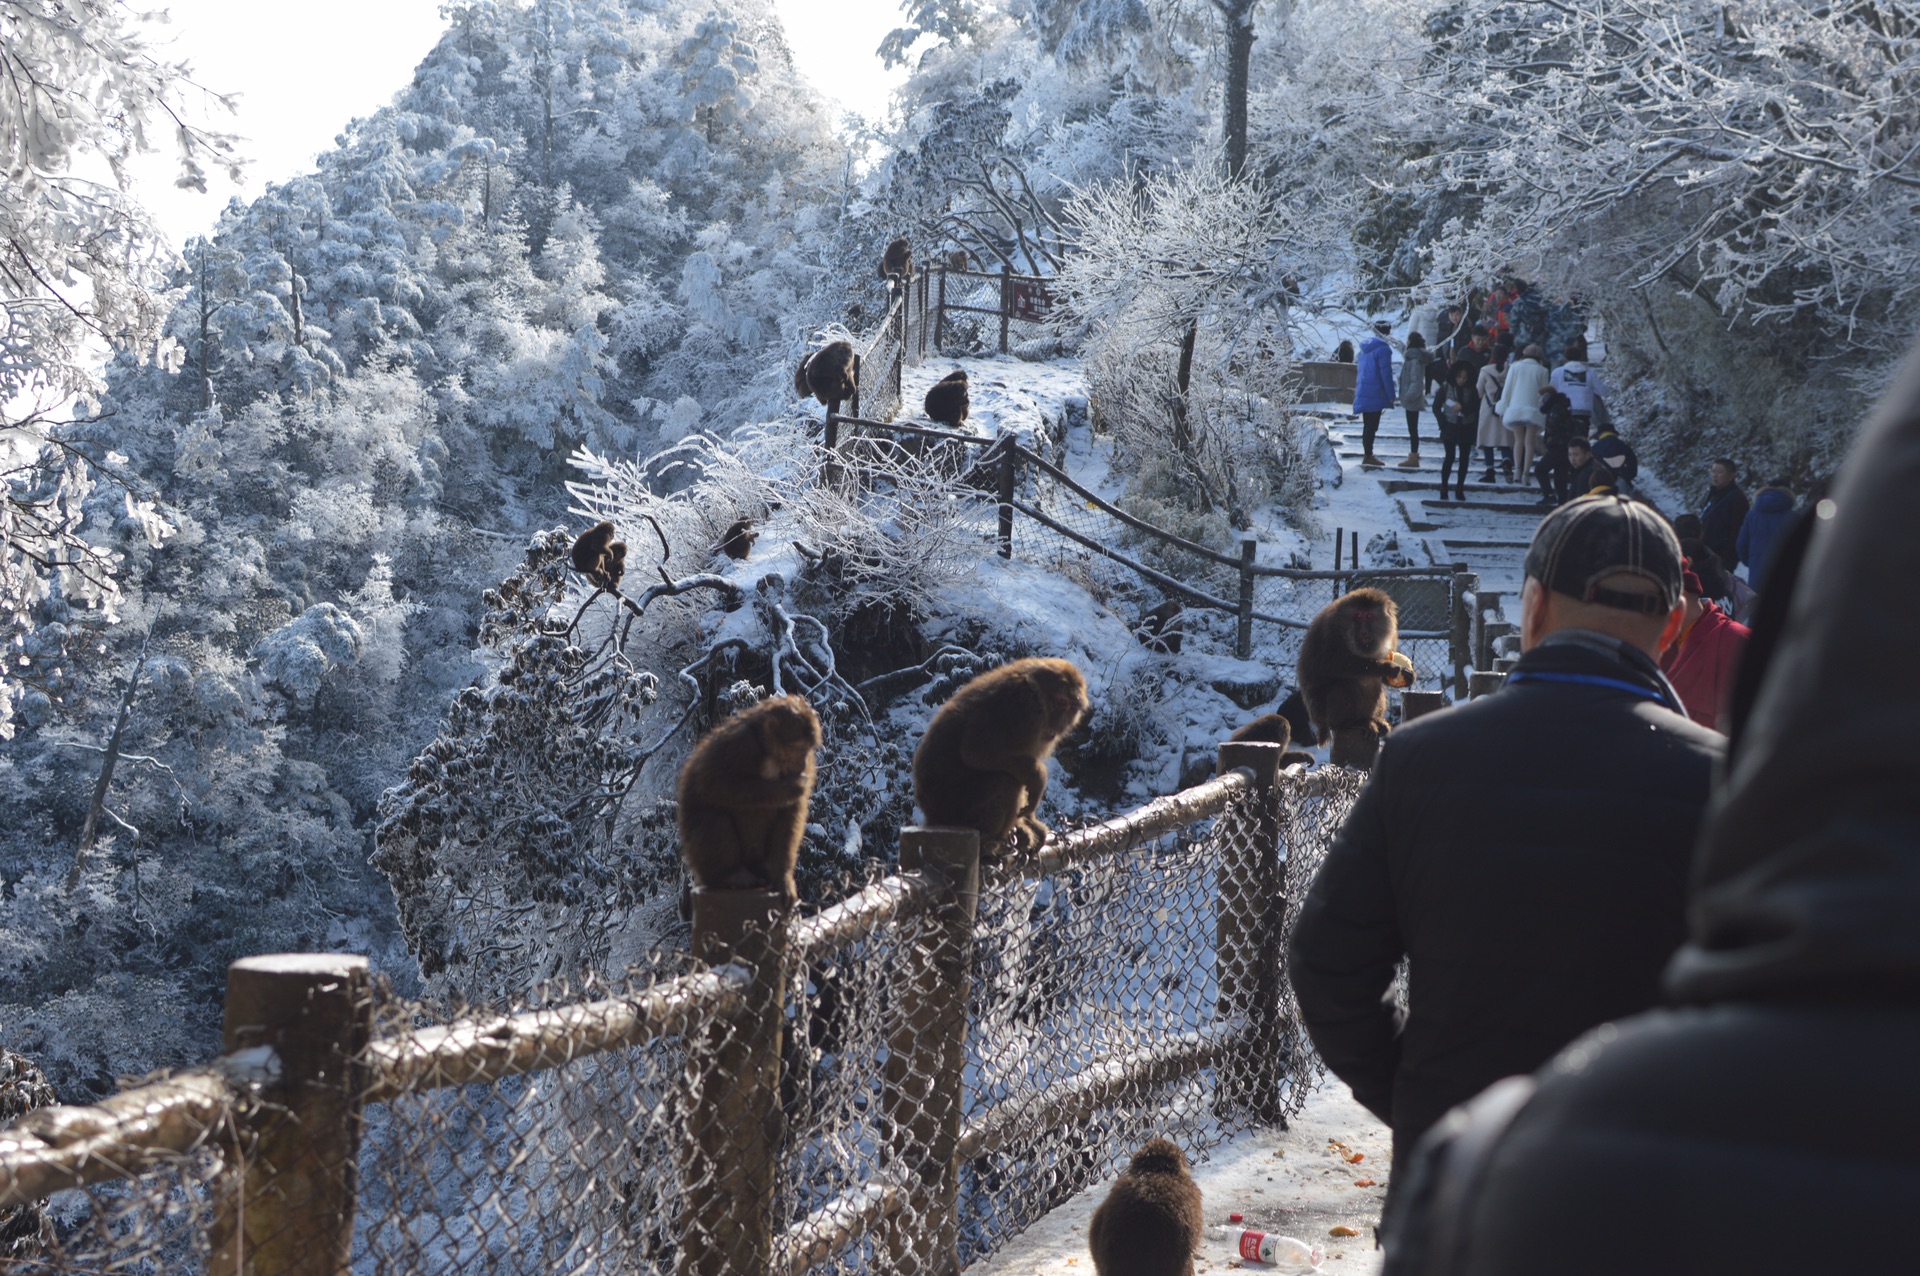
1524, 495, 1683, 614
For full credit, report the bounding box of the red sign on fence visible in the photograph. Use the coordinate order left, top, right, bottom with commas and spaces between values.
1009, 279, 1053, 320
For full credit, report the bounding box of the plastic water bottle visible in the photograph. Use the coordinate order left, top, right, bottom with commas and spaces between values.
1217, 1226, 1324, 1270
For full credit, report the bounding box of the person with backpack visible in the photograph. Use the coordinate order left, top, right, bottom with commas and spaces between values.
1589, 426, 1640, 497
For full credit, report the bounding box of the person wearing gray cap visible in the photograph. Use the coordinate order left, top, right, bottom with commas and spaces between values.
1286, 494, 1724, 1205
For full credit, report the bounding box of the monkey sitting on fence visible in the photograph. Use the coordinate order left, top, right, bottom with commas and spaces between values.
677, 696, 822, 903
913, 658, 1089, 857
1227, 713, 1317, 770
945, 248, 969, 272
1297, 587, 1415, 770
570, 521, 627, 593
879, 235, 913, 282
924, 368, 969, 427
1087, 1137, 1204, 1276
796, 341, 857, 414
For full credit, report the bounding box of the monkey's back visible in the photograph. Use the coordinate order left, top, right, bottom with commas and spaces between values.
1087, 1170, 1203, 1276
805, 342, 857, 404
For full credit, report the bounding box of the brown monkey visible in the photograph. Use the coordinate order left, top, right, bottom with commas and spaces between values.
923, 368, 969, 427
1296, 588, 1412, 770
945, 248, 969, 272
801, 340, 858, 410
1275, 686, 1317, 747
1087, 1138, 1204, 1276
913, 658, 1089, 856
1136, 599, 1184, 654
879, 235, 912, 281
677, 696, 822, 903
570, 520, 627, 592
1227, 713, 1316, 769
717, 517, 758, 560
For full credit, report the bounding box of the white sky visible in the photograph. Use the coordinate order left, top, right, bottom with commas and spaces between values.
133, 0, 910, 250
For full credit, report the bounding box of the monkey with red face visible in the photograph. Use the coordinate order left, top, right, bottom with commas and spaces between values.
914, 658, 1089, 857
1296, 588, 1413, 769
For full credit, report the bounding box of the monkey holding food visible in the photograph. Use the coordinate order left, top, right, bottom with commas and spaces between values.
1087, 1137, 1204, 1276
924, 368, 969, 427
717, 517, 757, 560
1296, 587, 1414, 770
913, 657, 1089, 856
879, 236, 913, 281
796, 340, 857, 412
677, 696, 822, 903
570, 521, 627, 593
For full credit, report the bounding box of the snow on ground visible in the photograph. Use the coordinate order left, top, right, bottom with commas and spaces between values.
969, 1079, 1391, 1276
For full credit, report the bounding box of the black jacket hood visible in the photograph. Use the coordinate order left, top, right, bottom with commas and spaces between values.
1666, 341, 1920, 1005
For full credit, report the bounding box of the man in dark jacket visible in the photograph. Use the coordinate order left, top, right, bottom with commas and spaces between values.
1288, 495, 1722, 1182
1735, 479, 1795, 593
1698, 458, 1748, 569
1379, 334, 1920, 1276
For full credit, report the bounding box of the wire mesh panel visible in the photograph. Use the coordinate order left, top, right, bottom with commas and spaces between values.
6, 1148, 225, 1274
933, 270, 1056, 358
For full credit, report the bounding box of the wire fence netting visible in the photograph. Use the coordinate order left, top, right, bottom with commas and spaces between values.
932, 270, 1058, 359
0, 769, 1366, 1276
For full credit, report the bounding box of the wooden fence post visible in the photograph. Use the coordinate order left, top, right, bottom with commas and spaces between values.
1236, 539, 1257, 659
996, 436, 1017, 560
1469, 670, 1506, 699
681, 889, 789, 1276
998, 265, 1011, 354
1214, 740, 1285, 1123
1451, 570, 1477, 699
209, 954, 372, 1276
1401, 689, 1446, 722
883, 827, 982, 1276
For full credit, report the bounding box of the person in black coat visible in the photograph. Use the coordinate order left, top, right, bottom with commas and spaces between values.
1287, 496, 1722, 1194
1378, 335, 1920, 1276
1698, 458, 1748, 569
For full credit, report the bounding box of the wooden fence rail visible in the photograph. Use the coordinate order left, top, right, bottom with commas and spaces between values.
0, 743, 1320, 1276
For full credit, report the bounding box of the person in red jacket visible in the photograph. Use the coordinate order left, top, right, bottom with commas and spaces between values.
1660, 562, 1750, 731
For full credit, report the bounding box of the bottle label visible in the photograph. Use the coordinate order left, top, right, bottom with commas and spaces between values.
1239, 1231, 1267, 1262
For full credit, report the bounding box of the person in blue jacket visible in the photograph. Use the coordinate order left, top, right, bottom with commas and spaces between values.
1736, 479, 1796, 594
1353, 319, 1398, 469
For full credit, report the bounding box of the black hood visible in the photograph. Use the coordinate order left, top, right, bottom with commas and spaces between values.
1666, 340, 1920, 1005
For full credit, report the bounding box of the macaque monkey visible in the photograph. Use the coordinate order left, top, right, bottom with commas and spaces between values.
923, 368, 970, 427
1297, 588, 1413, 770
1227, 713, 1317, 769
879, 236, 913, 281
1087, 1138, 1204, 1276
570, 521, 627, 592
913, 658, 1089, 856
945, 248, 969, 272
717, 517, 758, 560
1136, 599, 1185, 654
677, 696, 822, 903
796, 341, 858, 412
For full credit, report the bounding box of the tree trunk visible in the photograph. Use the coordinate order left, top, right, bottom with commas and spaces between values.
1173, 319, 1199, 452
71, 635, 150, 888
1223, 7, 1255, 180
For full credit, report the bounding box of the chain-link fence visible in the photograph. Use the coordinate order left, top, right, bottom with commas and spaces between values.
930, 267, 1058, 359
0, 753, 1365, 1276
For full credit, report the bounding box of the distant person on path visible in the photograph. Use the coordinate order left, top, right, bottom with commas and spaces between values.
1736, 478, 1797, 593
1549, 340, 1608, 437
1476, 346, 1513, 482
1699, 459, 1749, 570
1377, 336, 1920, 1276
1397, 331, 1432, 471
1660, 561, 1750, 732
1589, 425, 1639, 497
1288, 495, 1719, 1198
1354, 320, 1398, 469
1535, 388, 1576, 507
1436, 361, 1480, 500
1495, 344, 1551, 490
1565, 436, 1602, 497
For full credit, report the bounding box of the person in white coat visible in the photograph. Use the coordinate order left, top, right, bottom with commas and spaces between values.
1476, 345, 1513, 482
1495, 344, 1551, 484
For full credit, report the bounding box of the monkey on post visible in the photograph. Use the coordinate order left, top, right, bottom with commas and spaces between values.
913, 658, 1089, 857
1087, 1137, 1204, 1276
677, 696, 822, 903
924, 368, 969, 427
879, 236, 913, 281
1227, 713, 1317, 769
796, 341, 858, 414
1296, 587, 1414, 770
945, 248, 969, 272
570, 521, 627, 593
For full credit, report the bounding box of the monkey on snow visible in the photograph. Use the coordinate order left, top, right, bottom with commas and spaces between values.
914, 657, 1088, 857
879, 236, 913, 281
570, 521, 627, 593
1296, 587, 1414, 770
924, 368, 969, 427
717, 517, 758, 560
677, 696, 822, 904
1087, 1138, 1204, 1276
1227, 713, 1317, 770
795, 340, 858, 412
1136, 599, 1185, 655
